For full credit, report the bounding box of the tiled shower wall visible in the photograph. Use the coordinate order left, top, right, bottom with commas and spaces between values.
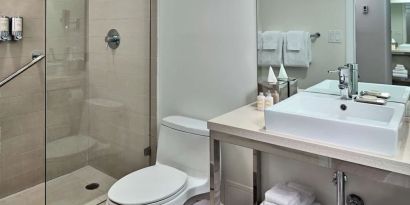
87, 0, 151, 178
0, 0, 45, 198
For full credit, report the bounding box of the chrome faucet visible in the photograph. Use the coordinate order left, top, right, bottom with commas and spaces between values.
328, 64, 359, 99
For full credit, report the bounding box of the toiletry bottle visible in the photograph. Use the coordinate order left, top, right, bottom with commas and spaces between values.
257, 92, 265, 111
273, 90, 280, 104
265, 91, 274, 108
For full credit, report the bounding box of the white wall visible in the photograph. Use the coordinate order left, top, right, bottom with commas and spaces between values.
158, 0, 257, 204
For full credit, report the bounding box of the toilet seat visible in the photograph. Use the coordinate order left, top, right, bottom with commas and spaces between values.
108, 164, 188, 205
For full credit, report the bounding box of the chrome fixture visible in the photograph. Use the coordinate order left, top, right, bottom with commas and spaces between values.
105, 29, 120, 49
328, 63, 359, 99
347, 194, 364, 205
333, 171, 347, 205
310, 32, 321, 39
0, 16, 11, 41
0, 51, 45, 88
11, 16, 23, 40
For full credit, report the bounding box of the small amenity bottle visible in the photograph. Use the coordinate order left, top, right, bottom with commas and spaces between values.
265, 91, 274, 108
273, 90, 280, 104
257, 92, 265, 111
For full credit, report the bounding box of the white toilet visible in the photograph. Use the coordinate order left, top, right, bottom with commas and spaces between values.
106, 116, 210, 205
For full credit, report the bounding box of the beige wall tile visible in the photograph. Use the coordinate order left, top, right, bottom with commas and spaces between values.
0, 0, 45, 198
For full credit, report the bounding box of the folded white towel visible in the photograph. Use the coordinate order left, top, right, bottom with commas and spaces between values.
284, 31, 311, 68
393, 73, 408, 78
258, 31, 284, 67
286, 31, 304, 51
393, 70, 408, 75
261, 201, 279, 205
296, 193, 315, 205
395, 64, 406, 70
287, 182, 315, 198
263, 31, 282, 49
265, 183, 300, 205
395, 66, 406, 71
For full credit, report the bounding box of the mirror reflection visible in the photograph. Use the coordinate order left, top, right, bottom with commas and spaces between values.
257, 0, 410, 106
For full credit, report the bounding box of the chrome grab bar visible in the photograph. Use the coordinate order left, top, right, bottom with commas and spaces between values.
0, 52, 45, 88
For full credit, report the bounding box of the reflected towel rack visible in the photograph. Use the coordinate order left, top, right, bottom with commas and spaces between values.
310, 32, 321, 39
0, 51, 45, 88
310, 32, 320, 39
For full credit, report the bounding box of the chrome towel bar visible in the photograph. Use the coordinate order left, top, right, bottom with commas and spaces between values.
0, 51, 45, 88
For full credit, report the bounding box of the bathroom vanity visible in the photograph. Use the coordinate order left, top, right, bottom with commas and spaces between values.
208, 92, 410, 205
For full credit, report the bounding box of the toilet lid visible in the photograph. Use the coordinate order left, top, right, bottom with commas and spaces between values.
108, 164, 188, 205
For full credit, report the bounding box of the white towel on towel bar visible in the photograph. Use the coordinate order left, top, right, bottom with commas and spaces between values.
258, 31, 283, 67
263, 31, 281, 49
284, 31, 311, 68
286, 31, 304, 50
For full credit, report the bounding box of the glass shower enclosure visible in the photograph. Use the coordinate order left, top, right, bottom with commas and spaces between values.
0, 0, 154, 204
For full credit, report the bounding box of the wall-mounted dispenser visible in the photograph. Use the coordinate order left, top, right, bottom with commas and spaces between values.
0, 16, 11, 41
11, 16, 23, 40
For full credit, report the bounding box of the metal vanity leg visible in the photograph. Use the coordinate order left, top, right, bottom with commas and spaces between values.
210, 138, 221, 205
253, 150, 262, 205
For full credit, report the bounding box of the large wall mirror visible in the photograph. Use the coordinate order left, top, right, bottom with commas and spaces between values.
257, 0, 410, 105
257, 0, 410, 117
257, 0, 355, 89
391, 0, 410, 87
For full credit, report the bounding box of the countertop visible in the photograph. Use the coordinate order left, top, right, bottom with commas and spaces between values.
208, 103, 410, 176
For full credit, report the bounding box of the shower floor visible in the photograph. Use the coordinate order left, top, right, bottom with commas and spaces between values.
0, 166, 116, 205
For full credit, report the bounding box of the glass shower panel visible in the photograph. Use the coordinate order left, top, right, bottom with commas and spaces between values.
46, 0, 151, 204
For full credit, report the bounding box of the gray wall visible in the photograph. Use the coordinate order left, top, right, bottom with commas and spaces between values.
356, 0, 392, 84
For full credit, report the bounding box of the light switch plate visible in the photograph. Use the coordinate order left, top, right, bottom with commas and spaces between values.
328, 30, 343, 43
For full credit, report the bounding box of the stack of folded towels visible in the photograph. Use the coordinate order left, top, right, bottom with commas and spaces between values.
393, 64, 408, 78
260, 182, 320, 205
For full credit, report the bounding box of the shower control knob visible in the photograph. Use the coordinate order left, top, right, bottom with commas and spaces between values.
105, 29, 120, 49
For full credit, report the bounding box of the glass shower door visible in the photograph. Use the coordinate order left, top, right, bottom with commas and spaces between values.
46, 0, 152, 204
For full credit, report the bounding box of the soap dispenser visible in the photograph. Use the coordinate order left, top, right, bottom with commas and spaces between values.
257, 92, 265, 111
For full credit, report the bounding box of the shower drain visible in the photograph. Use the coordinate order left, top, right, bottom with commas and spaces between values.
85, 183, 100, 190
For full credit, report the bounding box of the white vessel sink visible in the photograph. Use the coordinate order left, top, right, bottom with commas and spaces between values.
305, 80, 410, 104
265, 92, 408, 156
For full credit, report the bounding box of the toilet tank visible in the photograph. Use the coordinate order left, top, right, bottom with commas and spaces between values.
156, 116, 210, 179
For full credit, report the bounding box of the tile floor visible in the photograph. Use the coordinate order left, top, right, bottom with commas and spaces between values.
0, 166, 116, 205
